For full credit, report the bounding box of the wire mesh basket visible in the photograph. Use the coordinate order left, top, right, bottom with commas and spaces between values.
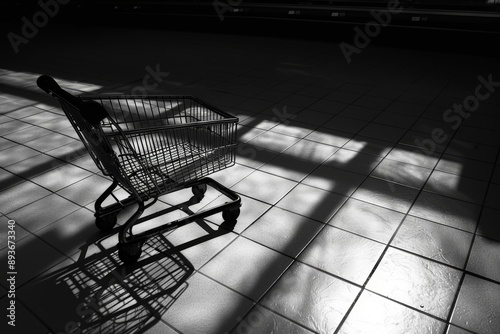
37, 75, 241, 263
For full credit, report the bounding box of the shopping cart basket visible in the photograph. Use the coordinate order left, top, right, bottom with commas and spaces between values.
37, 75, 241, 263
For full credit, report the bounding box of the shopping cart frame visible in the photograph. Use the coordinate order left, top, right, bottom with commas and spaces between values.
37, 75, 241, 263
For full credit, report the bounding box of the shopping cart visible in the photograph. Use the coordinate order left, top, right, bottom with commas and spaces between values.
37, 75, 241, 263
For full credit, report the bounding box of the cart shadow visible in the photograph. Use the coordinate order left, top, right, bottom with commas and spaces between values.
17, 234, 190, 334
17, 193, 236, 334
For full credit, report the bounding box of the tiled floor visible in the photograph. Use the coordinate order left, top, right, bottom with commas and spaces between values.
1, 23, 500, 334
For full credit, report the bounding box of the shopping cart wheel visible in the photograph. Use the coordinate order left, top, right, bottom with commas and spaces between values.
192, 184, 207, 199
118, 242, 142, 263
95, 213, 118, 231
222, 208, 240, 222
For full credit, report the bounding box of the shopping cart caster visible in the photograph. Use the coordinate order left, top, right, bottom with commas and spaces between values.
95, 212, 118, 231
192, 184, 207, 200
118, 241, 142, 263
222, 207, 240, 222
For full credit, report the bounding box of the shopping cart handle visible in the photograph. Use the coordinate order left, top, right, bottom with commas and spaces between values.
37, 75, 62, 94
37, 75, 108, 126
37, 75, 82, 107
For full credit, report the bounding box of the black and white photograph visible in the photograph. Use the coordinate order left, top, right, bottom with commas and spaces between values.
0, 1, 499, 333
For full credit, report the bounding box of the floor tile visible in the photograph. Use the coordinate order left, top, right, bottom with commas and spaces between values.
301, 165, 365, 195
0, 101, 29, 114
451, 274, 500, 334
353, 95, 393, 110
445, 324, 476, 334
337, 290, 446, 334
343, 135, 394, 157
409, 191, 481, 232
340, 105, 380, 121
0, 217, 31, 249
292, 109, 334, 127
231, 170, 297, 205
247, 131, 300, 153
398, 92, 435, 105
385, 144, 440, 169
338, 83, 372, 94
398, 130, 450, 154
282, 138, 339, 164
0, 168, 25, 191
57, 174, 114, 206
3, 125, 53, 143
445, 139, 498, 163
307, 99, 348, 114
45, 140, 87, 163
424, 170, 489, 204
200, 237, 293, 301
484, 183, 500, 210
0, 120, 32, 136
455, 125, 500, 147
269, 120, 314, 138
466, 236, 500, 282
239, 114, 280, 130
371, 158, 432, 189
259, 154, 318, 182
235, 144, 280, 169
230, 305, 315, 334
32, 208, 102, 258
30, 164, 93, 192
325, 90, 361, 104
391, 216, 473, 268
324, 148, 382, 175
477, 207, 500, 242
18, 111, 62, 124
261, 261, 360, 333
492, 164, 500, 184
2, 152, 64, 179
358, 123, 406, 143
328, 198, 404, 243
322, 115, 368, 134
373, 111, 418, 129
276, 183, 347, 222
0, 144, 41, 167
37, 117, 72, 132
436, 154, 494, 182
299, 225, 385, 285
0, 137, 17, 151
69, 154, 101, 173
237, 126, 266, 143
367, 247, 462, 319
411, 118, 456, 138
304, 127, 352, 147
0, 297, 51, 333
243, 207, 323, 258
161, 273, 254, 333
0, 233, 68, 286
10, 193, 82, 233
0, 180, 51, 214
352, 177, 419, 213
385, 101, 427, 116
24, 132, 77, 152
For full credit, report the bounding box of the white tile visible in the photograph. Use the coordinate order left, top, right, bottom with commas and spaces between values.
243, 207, 323, 257
200, 237, 293, 300
277, 183, 346, 222
338, 290, 446, 334
367, 248, 462, 319
231, 170, 296, 205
